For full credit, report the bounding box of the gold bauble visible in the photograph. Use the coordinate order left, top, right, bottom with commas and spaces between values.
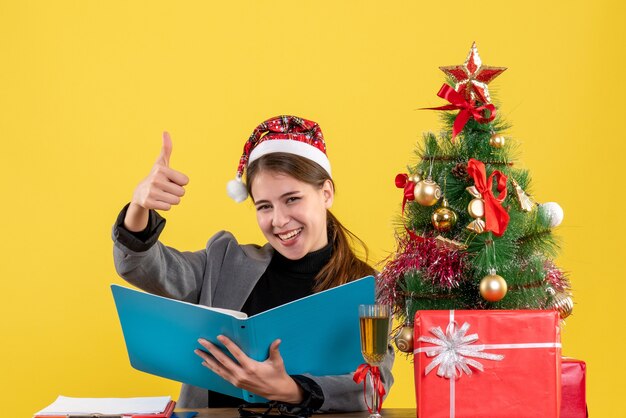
554, 293, 574, 319
394, 325, 414, 353
414, 178, 441, 206
408, 174, 422, 184
479, 272, 508, 302
547, 287, 574, 319
431, 199, 458, 232
489, 134, 506, 148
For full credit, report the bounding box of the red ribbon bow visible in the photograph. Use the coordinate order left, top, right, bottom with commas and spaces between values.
424, 84, 497, 140
395, 173, 415, 214
395, 173, 427, 243
353, 363, 386, 414
467, 158, 510, 237
394, 173, 426, 243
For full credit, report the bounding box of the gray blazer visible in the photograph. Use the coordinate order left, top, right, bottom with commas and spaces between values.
112, 229, 394, 411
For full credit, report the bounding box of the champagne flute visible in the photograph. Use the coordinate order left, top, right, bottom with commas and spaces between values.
358, 304, 391, 418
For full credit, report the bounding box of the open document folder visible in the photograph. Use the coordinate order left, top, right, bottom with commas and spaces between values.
34, 396, 175, 417
112, 275, 375, 402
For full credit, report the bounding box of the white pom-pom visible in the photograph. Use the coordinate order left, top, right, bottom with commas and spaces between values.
539, 202, 564, 228
227, 178, 248, 203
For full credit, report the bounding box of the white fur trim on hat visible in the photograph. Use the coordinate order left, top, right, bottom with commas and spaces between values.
248, 139, 332, 177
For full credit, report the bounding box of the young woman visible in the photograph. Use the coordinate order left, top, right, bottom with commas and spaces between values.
112, 115, 394, 413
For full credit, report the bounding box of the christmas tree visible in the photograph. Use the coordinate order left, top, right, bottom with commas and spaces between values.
379, 43, 573, 353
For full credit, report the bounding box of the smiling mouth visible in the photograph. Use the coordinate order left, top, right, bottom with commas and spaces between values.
276, 228, 303, 241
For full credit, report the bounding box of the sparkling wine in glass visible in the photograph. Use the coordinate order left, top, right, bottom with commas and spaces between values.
358, 304, 390, 418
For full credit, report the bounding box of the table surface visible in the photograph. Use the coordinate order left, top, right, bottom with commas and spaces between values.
174, 408, 415, 418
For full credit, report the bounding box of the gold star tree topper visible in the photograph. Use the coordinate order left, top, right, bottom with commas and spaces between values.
439, 42, 507, 104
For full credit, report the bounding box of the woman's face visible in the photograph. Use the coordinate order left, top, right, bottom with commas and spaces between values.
251, 170, 334, 260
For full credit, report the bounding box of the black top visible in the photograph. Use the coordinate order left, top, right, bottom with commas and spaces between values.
208, 241, 331, 409
114, 205, 326, 411
241, 241, 332, 316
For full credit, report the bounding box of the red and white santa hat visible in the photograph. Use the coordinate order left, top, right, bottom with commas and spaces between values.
227, 115, 331, 202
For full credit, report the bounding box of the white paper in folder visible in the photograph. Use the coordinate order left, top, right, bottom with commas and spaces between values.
35, 395, 171, 415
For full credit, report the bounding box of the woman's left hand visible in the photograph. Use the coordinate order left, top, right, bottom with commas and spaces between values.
195, 335, 304, 404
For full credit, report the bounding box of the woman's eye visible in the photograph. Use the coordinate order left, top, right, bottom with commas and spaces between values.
287, 196, 301, 203
256, 204, 271, 211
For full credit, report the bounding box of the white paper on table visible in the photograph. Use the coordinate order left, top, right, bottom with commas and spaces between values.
35, 395, 171, 415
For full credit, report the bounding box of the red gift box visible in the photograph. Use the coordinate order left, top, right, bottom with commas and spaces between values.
414, 310, 561, 418
561, 357, 588, 418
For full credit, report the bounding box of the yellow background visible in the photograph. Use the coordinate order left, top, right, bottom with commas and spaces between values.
1, 1, 623, 416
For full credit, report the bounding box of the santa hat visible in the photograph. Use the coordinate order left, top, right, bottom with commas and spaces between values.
227, 115, 331, 202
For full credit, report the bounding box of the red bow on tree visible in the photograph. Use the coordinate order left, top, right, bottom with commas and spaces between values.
394, 173, 426, 243
467, 158, 510, 237
353, 363, 386, 414
424, 84, 497, 140
395, 173, 416, 214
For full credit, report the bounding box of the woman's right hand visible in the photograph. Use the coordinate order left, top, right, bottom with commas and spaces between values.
124, 132, 190, 232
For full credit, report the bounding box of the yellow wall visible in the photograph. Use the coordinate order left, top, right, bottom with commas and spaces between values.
1, 1, 623, 416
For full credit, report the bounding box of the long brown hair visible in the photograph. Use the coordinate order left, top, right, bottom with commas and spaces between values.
246, 153, 375, 292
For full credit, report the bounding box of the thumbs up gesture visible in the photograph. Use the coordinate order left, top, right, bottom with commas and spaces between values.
124, 132, 190, 232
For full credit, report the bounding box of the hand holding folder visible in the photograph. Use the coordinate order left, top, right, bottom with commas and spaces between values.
112, 276, 376, 402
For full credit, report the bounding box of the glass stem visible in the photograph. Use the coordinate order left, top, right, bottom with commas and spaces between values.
369, 371, 381, 417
